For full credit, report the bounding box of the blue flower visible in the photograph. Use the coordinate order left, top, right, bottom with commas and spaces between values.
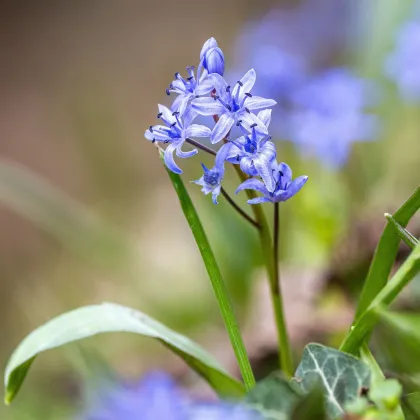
192, 69, 277, 144
145, 104, 210, 174
385, 20, 420, 102
226, 110, 277, 192
168, 38, 224, 116
236, 162, 308, 204
193, 143, 231, 204
287, 68, 377, 168
200, 37, 225, 76
78, 372, 261, 420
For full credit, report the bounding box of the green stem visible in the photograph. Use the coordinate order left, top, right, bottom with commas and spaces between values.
161, 149, 255, 390
233, 165, 293, 376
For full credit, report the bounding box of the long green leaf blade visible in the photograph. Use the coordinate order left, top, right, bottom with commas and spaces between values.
354, 186, 420, 320
160, 149, 255, 390
4, 303, 245, 404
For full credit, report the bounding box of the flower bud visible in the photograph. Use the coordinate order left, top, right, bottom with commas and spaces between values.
200, 38, 225, 75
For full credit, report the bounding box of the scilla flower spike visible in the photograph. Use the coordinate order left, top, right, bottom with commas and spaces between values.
144, 104, 210, 174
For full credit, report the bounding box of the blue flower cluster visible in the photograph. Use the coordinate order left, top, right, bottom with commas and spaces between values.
145, 38, 308, 205
79, 372, 261, 420
228, 0, 378, 169
385, 18, 420, 102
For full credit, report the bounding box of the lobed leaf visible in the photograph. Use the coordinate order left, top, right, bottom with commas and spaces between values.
4, 303, 245, 404
294, 343, 370, 418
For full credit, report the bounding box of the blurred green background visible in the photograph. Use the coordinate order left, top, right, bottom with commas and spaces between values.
1, 1, 420, 418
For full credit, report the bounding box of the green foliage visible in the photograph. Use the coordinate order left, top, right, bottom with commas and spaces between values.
245, 373, 301, 420
4, 303, 245, 404
294, 344, 371, 418
402, 392, 420, 420
290, 386, 326, 420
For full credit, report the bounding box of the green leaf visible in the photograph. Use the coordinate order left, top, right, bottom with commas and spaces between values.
354, 185, 420, 321
369, 379, 402, 412
291, 386, 326, 420
161, 149, 255, 390
4, 302, 245, 404
245, 373, 301, 420
294, 343, 371, 418
0, 161, 132, 268
402, 392, 420, 420
385, 213, 419, 250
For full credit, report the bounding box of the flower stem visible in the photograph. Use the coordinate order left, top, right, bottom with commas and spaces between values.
161, 148, 256, 390
232, 164, 293, 376
186, 138, 216, 156
221, 188, 261, 229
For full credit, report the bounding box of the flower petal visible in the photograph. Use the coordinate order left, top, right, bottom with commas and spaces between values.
241, 113, 269, 135
235, 178, 268, 195
192, 97, 225, 116
158, 104, 175, 125
248, 197, 271, 205
275, 175, 308, 202
145, 125, 172, 142
232, 69, 257, 102
182, 107, 198, 128
257, 109, 272, 128
212, 185, 222, 204
239, 158, 256, 176
195, 75, 215, 96
254, 156, 276, 192
245, 96, 277, 111
185, 124, 211, 138
211, 113, 234, 144
164, 143, 182, 174
278, 162, 292, 185
176, 143, 198, 159
259, 141, 276, 162
215, 142, 232, 176
200, 37, 218, 60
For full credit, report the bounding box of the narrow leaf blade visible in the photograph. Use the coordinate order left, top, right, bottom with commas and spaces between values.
4, 303, 245, 404
294, 343, 371, 418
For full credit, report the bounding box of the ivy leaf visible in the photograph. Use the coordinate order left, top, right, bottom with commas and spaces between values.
294, 343, 371, 418
245, 373, 301, 420
4, 303, 245, 404
291, 386, 327, 420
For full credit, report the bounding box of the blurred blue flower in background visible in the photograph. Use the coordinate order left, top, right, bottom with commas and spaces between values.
79, 372, 261, 420
287, 69, 377, 168
385, 19, 420, 102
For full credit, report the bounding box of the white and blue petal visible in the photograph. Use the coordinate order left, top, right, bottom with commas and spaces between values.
254, 156, 276, 193
232, 69, 257, 102
241, 112, 269, 135
211, 113, 235, 144
278, 162, 293, 186
215, 142, 232, 176
164, 143, 182, 174
248, 197, 272, 205
195, 75, 215, 96
257, 109, 272, 128
209, 73, 230, 103
145, 125, 172, 142
211, 185, 222, 204
158, 104, 176, 125
239, 157, 256, 176
176, 143, 198, 159
192, 97, 225, 116
245, 96, 277, 111
236, 178, 268, 196
259, 141, 277, 162
200, 37, 218, 60
185, 124, 211, 138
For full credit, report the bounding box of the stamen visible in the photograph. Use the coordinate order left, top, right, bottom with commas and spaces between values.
157, 112, 163, 118
187, 76, 193, 80
149, 126, 154, 133
172, 111, 180, 116
245, 92, 252, 97
152, 139, 156, 143
166, 89, 170, 96
250, 123, 257, 128
171, 122, 177, 127
245, 108, 251, 113
226, 85, 231, 92
237, 81, 243, 87
236, 155, 240, 161
164, 140, 170, 144
236, 120, 243, 127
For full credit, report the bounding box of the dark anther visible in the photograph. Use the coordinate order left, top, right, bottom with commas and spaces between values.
171, 122, 177, 127
250, 123, 257, 128
237, 80, 243, 86
164, 140, 170, 144
226, 85, 231, 92
245, 92, 252, 97
172, 111, 180, 116
152, 139, 156, 143
187, 76, 193, 80
157, 112, 163, 118
166, 89, 170, 96
226, 105, 232, 111
236, 120, 243, 126
214, 95, 220, 100
279, 171, 284, 177
175, 72, 180, 78
149, 126, 154, 132
195, 95, 200, 98
236, 155, 240, 161
245, 107, 250, 113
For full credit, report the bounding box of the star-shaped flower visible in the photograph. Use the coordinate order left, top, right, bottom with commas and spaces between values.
226, 109, 276, 192
236, 162, 308, 204
193, 143, 232, 204
144, 104, 210, 174
192, 69, 277, 143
